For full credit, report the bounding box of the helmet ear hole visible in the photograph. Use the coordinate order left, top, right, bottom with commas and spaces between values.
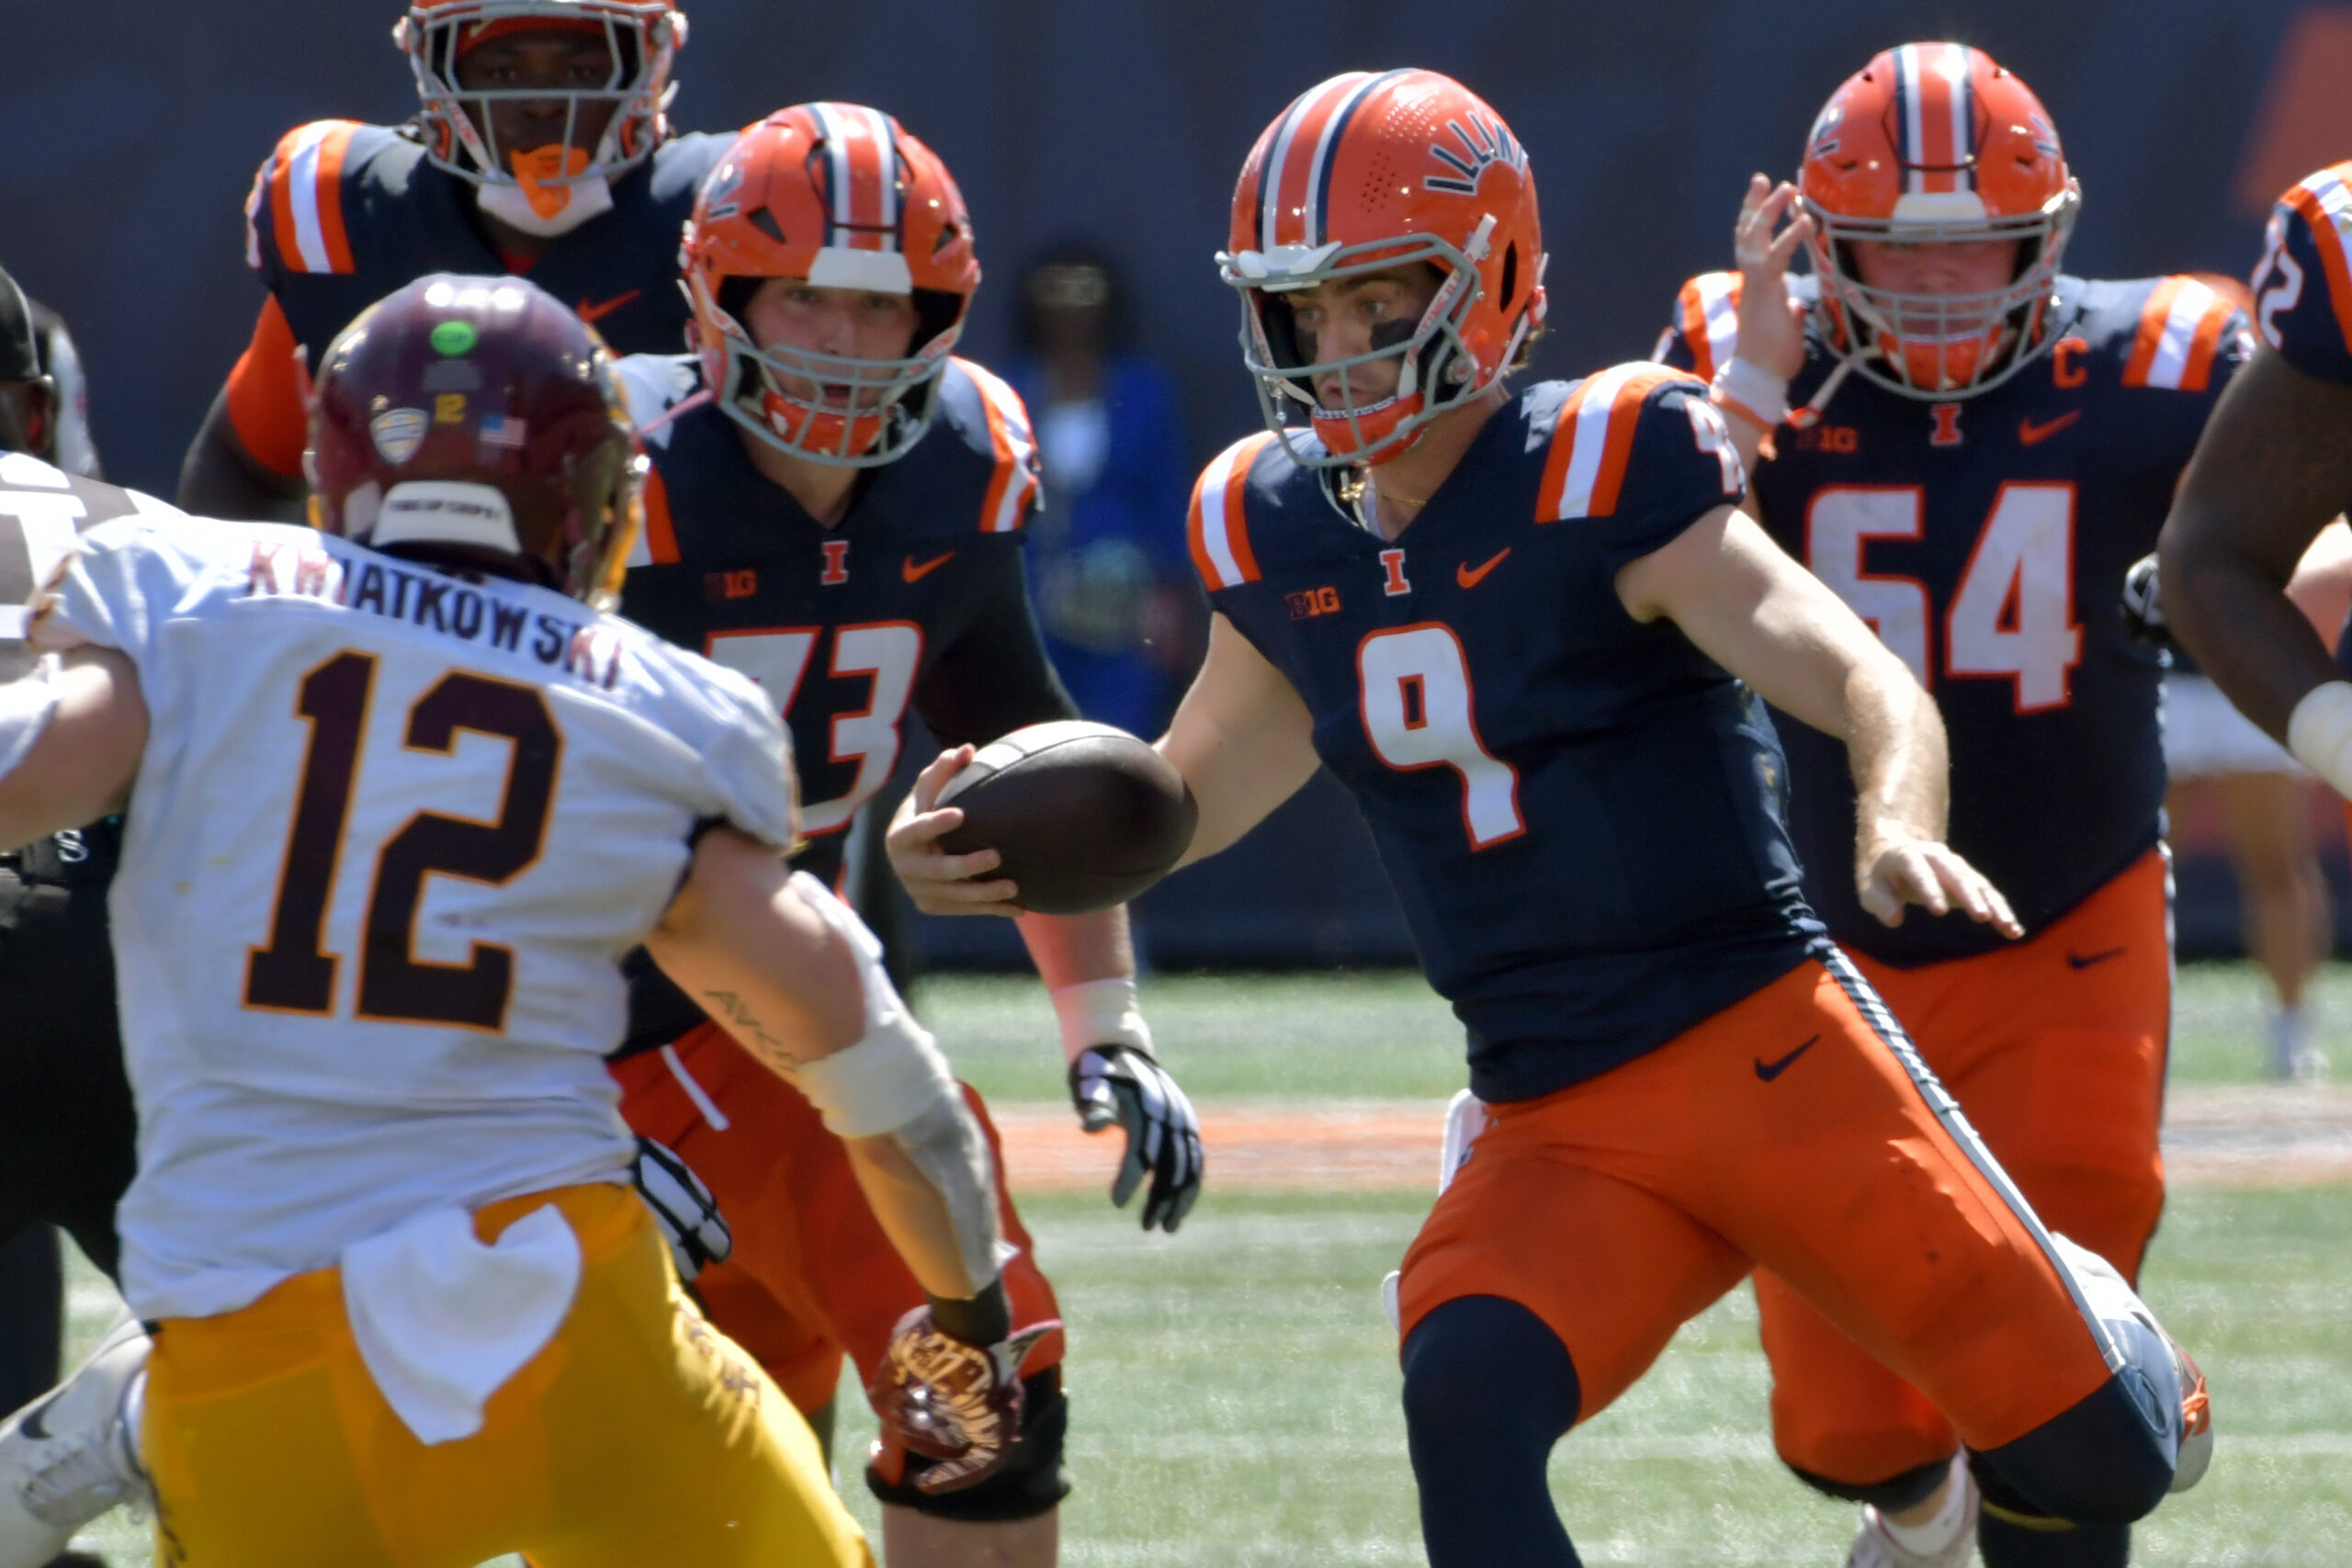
1499, 243, 1518, 310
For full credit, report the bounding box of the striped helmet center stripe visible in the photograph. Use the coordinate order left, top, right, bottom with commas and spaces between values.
808, 103, 854, 238
1946, 46, 1976, 186
860, 104, 899, 238
1303, 72, 1385, 248
1897, 45, 1925, 192
1261, 76, 1349, 252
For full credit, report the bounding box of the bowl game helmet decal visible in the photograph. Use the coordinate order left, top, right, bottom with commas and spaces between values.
395, 0, 686, 226
310, 273, 645, 606
1799, 42, 2078, 400
1219, 69, 1546, 468
681, 103, 981, 468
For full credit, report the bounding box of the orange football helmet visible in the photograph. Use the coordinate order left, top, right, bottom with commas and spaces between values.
682, 104, 980, 467
1799, 42, 2078, 399
1219, 69, 1546, 467
396, 1, 685, 196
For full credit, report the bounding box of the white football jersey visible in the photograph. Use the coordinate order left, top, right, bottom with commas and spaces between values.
36, 515, 797, 1321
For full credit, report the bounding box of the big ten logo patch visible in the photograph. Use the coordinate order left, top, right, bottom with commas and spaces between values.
1796, 424, 1859, 454
705, 569, 759, 602
1287, 585, 1342, 621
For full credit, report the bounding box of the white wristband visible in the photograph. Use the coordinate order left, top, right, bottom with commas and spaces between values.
1711, 355, 1790, 429
785, 872, 961, 1139
2289, 681, 2352, 799
1051, 976, 1153, 1065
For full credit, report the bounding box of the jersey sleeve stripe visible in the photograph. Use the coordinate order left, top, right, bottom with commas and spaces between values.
1538, 364, 1682, 521
2175, 291, 2241, 392
1187, 434, 1272, 589
2282, 170, 2352, 358
956, 358, 1041, 534
638, 466, 681, 566
270, 122, 358, 276
2125, 276, 2224, 389
1676, 273, 1742, 380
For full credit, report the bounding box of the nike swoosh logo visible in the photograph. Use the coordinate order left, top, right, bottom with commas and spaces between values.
2018, 411, 2081, 446
576, 289, 642, 324
902, 550, 956, 582
1754, 1035, 1820, 1082
2067, 946, 2126, 970
1456, 547, 1510, 589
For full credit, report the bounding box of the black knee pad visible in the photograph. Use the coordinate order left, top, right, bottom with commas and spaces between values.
1977, 1506, 2131, 1568
865, 1365, 1070, 1523
1400, 1294, 1581, 1445
1784, 1456, 1952, 1512
1973, 1373, 2174, 1528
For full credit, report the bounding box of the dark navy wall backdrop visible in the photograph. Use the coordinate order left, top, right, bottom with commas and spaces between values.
6, 0, 2346, 964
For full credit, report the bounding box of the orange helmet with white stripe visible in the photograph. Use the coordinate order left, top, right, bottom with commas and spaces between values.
682, 103, 980, 468
1219, 70, 1546, 467
395, 1, 684, 208
1800, 42, 2078, 399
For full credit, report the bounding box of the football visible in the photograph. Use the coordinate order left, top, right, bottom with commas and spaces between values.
933, 720, 1197, 915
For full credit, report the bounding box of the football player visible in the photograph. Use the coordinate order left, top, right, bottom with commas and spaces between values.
1651, 44, 2231, 1568
894, 69, 2213, 1568
177, 0, 720, 521
0, 273, 1045, 1568
2161, 163, 2352, 850
0, 265, 172, 1568
605, 105, 1204, 1568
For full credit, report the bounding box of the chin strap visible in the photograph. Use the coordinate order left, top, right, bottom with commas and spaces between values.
1783, 353, 1860, 430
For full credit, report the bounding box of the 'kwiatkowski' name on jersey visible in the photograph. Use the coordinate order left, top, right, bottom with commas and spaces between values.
246, 121, 726, 368
1192, 367, 1823, 1104
1657, 272, 2247, 964
35, 514, 795, 1323
611, 353, 1075, 1053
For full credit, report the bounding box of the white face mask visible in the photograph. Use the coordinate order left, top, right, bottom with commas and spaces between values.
474, 164, 615, 239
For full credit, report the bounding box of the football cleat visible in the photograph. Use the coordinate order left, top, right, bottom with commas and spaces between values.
0, 1315, 152, 1568
2051, 1235, 2212, 1494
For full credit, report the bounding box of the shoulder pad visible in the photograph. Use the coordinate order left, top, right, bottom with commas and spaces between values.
616, 354, 703, 447
2120, 276, 2243, 391
247, 119, 371, 276
943, 358, 1041, 535
1537, 363, 1707, 523
2262, 164, 2352, 362
1662, 271, 1743, 379
1185, 433, 1279, 591
627, 464, 683, 569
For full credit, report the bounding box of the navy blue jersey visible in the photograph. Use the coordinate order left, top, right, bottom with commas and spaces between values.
1194, 366, 1822, 1103
244, 121, 725, 367
1658, 271, 2248, 964
612, 354, 1075, 1053
2252, 163, 2352, 387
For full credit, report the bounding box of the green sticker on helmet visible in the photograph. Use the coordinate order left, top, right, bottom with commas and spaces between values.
430, 320, 480, 356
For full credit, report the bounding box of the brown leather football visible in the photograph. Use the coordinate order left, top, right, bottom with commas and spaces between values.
933, 721, 1197, 915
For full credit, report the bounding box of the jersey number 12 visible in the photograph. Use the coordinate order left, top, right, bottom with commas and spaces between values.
245, 651, 560, 1031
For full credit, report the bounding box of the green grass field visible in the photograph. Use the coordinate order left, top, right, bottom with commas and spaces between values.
61, 961, 2352, 1565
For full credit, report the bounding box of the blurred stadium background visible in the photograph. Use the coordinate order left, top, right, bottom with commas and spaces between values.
14, 4, 2352, 1562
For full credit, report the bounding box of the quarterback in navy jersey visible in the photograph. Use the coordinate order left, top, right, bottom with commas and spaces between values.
2165, 163, 2352, 928
603, 106, 1204, 1568
178, 0, 722, 520
896, 68, 2211, 1568
1658, 45, 2234, 1568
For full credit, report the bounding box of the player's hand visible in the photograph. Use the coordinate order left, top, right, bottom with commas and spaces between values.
1859, 839, 2024, 938
2120, 553, 2175, 650
1070, 1043, 1204, 1232
869, 1304, 1061, 1495
630, 1136, 732, 1279
887, 746, 1023, 917
1731, 174, 1812, 382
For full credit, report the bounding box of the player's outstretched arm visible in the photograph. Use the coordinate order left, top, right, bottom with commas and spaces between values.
2159, 344, 2352, 756
0, 648, 145, 851
1155, 612, 1320, 865
1616, 505, 2021, 937
649, 828, 1002, 1302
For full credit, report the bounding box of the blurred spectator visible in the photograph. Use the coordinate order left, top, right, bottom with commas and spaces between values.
2164, 520, 2350, 1081
1004, 240, 1196, 736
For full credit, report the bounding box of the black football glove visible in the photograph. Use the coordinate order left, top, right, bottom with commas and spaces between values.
2121, 553, 2174, 651
631, 1135, 732, 1280
1069, 1042, 1204, 1232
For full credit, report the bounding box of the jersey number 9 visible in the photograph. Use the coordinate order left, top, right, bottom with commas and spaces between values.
1358, 624, 1525, 851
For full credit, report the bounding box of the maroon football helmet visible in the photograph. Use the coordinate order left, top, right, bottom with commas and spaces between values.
309, 273, 643, 604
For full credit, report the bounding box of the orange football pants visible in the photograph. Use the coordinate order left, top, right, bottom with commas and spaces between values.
1758, 848, 2170, 1486
1395, 956, 2118, 1456
612, 1022, 1066, 1417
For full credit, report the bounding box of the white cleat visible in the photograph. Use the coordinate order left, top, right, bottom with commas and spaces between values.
2050, 1235, 2212, 1494
0, 1316, 153, 1568
1846, 1456, 1977, 1568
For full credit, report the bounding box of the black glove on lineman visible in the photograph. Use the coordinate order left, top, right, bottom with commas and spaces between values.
1069, 1043, 1204, 1232
2120, 553, 2174, 651
631, 1135, 733, 1279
